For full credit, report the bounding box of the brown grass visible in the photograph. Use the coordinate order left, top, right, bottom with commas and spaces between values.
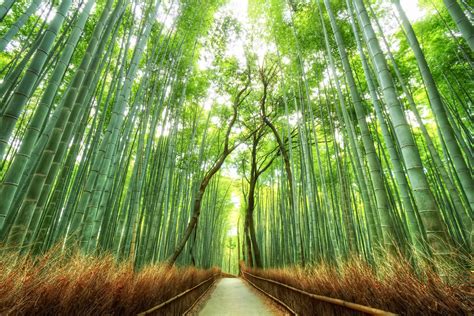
0, 250, 220, 315
242, 256, 473, 315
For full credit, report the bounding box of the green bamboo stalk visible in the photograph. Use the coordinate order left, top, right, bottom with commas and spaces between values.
353, 0, 452, 261
0, 0, 72, 160
0, 0, 41, 51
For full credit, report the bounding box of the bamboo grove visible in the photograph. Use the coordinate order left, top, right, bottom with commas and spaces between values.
0, 0, 472, 278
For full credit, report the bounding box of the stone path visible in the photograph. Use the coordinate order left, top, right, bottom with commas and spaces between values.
198, 278, 277, 316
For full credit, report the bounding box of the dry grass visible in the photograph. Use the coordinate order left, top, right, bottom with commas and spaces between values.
242, 255, 473, 315
0, 250, 220, 315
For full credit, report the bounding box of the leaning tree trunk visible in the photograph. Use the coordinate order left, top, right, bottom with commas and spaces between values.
166, 82, 251, 266
245, 134, 263, 268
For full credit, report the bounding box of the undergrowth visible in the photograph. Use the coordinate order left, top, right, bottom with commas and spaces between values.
0, 250, 219, 315
243, 255, 472, 315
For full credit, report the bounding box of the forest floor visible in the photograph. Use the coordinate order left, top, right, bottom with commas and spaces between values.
190, 278, 286, 315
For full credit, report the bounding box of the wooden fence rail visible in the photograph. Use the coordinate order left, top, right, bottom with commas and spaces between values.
242, 271, 397, 316
138, 274, 218, 315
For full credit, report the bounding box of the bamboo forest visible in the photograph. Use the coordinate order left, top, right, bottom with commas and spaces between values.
0, 0, 472, 314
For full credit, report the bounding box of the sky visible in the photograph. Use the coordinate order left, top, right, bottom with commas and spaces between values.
400, 0, 426, 21
199, 0, 426, 70
226, 0, 425, 23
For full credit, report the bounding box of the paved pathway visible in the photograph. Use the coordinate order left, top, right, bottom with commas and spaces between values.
198, 278, 277, 316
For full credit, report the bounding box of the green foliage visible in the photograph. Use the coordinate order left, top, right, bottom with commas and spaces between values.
0, 0, 471, 283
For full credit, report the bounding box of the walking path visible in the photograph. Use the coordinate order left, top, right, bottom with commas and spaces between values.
198, 278, 277, 316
